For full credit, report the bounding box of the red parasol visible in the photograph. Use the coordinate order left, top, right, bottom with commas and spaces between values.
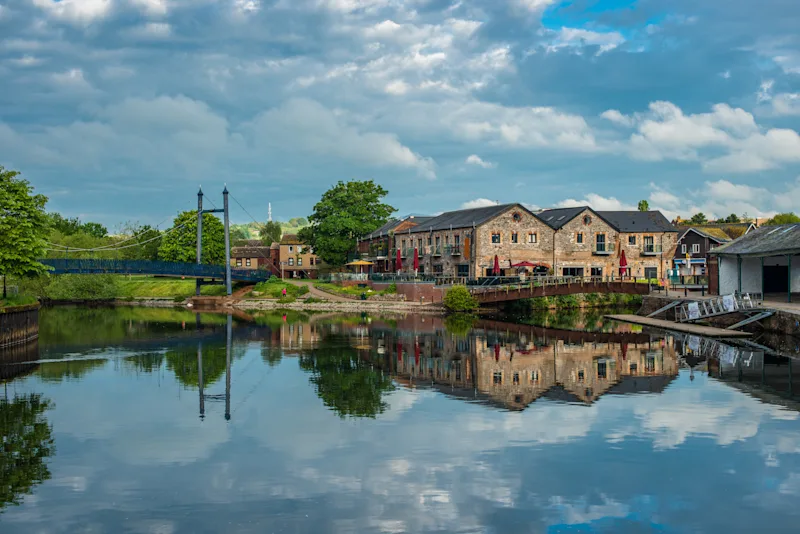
397, 341, 403, 362
493, 255, 500, 276
619, 249, 628, 278
413, 247, 419, 272
511, 261, 543, 268
621, 342, 628, 361
494, 343, 500, 361
396, 248, 402, 272
415, 341, 420, 365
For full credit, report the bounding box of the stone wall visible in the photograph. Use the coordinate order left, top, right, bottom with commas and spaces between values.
372, 282, 445, 303
473, 207, 555, 278
0, 304, 40, 349
553, 208, 617, 276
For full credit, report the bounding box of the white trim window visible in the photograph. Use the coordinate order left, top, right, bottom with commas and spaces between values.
681, 244, 687, 254
692, 244, 700, 254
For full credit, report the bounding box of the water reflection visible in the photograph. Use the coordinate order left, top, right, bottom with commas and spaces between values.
1, 307, 800, 532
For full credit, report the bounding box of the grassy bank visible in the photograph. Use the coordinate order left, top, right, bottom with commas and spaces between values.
314, 282, 396, 299
523, 293, 643, 310
0, 295, 38, 308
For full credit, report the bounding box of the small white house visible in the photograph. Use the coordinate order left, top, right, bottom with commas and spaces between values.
711, 224, 800, 303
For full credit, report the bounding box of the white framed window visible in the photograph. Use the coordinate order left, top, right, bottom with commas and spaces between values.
692, 244, 700, 254
236, 258, 242, 266
298, 257, 303, 266
288, 258, 294, 266
681, 244, 687, 254
528, 232, 537, 244
289, 246, 293, 253
246, 258, 251, 267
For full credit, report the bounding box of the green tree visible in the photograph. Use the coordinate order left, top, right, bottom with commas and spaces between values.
723, 213, 740, 223
637, 200, 649, 212
47, 212, 83, 236
0, 166, 49, 298
300, 180, 395, 266
166, 343, 228, 388
81, 222, 108, 238
443, 285, 479, 312
765, 212, 800, 225
261, 221, 282, 245
158, 211, 226, 264
299, 335, 394, 418
230, 226, 249, 242
689, 212, 708, 225
0, 394, 55, 509
118, 222, 161, 261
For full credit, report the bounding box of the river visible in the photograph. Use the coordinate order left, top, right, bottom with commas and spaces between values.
1, 306, 799, 533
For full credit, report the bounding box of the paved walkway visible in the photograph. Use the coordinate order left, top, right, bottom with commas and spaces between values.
285, 280, 357, 302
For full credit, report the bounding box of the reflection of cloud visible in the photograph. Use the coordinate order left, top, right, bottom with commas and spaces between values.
550, 495, 630, 525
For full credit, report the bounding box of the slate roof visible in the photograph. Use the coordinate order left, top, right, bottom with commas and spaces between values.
679, 226, 732, 243
711, 224, 800, 256
536, 207, 587, 229
361, 216, 434, 240
596, 211, 678, 233
537, 207, 677, 233
408, 203, 526, 233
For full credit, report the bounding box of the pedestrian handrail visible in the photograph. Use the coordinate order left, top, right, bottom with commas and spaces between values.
39, 258, 271, 282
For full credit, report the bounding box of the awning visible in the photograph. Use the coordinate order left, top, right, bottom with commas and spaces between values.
673, 259, 706, 265
346, 260, 374, 266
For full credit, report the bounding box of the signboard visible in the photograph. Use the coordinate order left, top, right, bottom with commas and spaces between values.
687, 302, 701, 320
722, 294, 736, 312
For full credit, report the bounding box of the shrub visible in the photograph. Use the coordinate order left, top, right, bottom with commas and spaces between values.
297, 285, 310, 296
443, 285, 479, 312
44, 274, 119, 300
305, 297, 325, 303
385, 282, 397, 294
277, 295, 296, 304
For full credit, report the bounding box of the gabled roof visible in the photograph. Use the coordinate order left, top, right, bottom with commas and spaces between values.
361, 215, 434, 240
280, 234, 303, 245
597, 211, 677, 233
712, 223, 800, 257
536, 207, 588, 229
679, 226, 732, 243
408, 203, 529, 233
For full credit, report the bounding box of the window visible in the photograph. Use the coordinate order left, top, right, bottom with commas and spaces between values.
645, 267, 657, 279
417, 239, 423, 249
491, 233, 501, 243
577, 232, 584, 244
246, 258, 251, 267
454, 235, 460, 246
236, 258, 242, 266
595, 233, 606, 252
629, 236, 636, 245
681, 244, 687, 254
457, 264, 469, 277
577, 370, 585, 381
597, 361, 607, 379
435, 236, 440, 246
493, 371, 502, 385
433, 264, 443, 275
445, 235, 450, 244
511, 232, 519, 243
512, 212, 522, 222
288, 258, 295, 266
289, 246, 293, 253
562, 267, 584, 277
427, 236, 432, 246
297, 246, 303, 253
591, 267, 603, 277
298, 258, 303, 266
583, 215, 592, 225
630, 363, 638, 374
309, 257, 315, 266
528, 233, 537, 244
692, 244, 700, 254
401, 239, 406, 250
513, 372, 520, 385
531, 370, 539, 383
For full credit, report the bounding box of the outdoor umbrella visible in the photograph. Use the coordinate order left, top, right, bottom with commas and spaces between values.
397, 341, 403, 362
345, 260, 373, 274
621, 342, 628, 361
494, 343, 500, 362
396, 248, 402, 273
493, 255, 500, 276
619, 250, 628, 278
413, 248, 419, 273
415, 341, 420, 366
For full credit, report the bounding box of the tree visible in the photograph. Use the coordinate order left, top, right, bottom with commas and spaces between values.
765, 212, 800, 226
443, 285, 479, 312
637, 200, 649, 212
158, 210, 226, 264
0, 166, 49, 298
689, 212, 708, 225
47, 212, 83, 235
0, 394, 55, 509
118, 222, 161, 261
300, 180, 395, 266
261, 220, 282, 245
81, 222, 108, 238
723, 213, 740, 223
230, 226, 248, 242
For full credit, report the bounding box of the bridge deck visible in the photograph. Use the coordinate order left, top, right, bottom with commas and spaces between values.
40, 258, 271, 283
471, 276, 650, 303
606, 315, 752, 338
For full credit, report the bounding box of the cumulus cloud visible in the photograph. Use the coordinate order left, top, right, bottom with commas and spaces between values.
556, 193, 636, 211
461, 198, 500, 209
465, 154, 496, 169
32, 0, 112, 25
772, 93, 800, 116
545, 28, 626, 55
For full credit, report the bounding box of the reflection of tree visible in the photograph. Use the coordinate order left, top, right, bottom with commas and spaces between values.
444, 314, 476, 337
124, 353, 165, 373
166, 344, 227, 388
261, 345, 283, 367
299, 335, 394, 419
0, 394, 55, 510
37, 359, 106, 382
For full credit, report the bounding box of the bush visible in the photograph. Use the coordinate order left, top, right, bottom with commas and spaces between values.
385, 282, 397, 294
277, 295, 296, 304
44, 274, 119, 300
443, 285, 479, 312
305, 297, 325, 303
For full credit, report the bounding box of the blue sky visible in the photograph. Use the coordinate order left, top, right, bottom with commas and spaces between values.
1, 0, 799, 227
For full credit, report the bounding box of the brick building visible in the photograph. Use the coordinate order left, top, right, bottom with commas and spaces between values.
279, 234, 322, 279
230, 240, 278, 275
363, 203, 678, 280
358, 215, 432, 272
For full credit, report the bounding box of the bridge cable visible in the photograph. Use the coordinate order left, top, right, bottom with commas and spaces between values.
227, 192, 283, 274
44, 222, 189, 253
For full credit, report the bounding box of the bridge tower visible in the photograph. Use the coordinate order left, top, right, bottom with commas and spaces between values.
195, 186, 232, 297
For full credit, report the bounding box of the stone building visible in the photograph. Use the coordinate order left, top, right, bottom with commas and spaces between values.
537, 207, 678, 280
279, 234, 322, 279
358, 215, 432, 272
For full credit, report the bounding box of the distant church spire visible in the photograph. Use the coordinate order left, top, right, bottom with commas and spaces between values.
268, 202, 272, 222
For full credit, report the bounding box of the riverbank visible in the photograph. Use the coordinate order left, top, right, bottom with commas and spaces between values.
0, 303, 40, 349
234, 298, 444, 313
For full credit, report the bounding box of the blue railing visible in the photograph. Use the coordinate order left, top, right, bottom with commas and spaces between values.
39, 259, 271, 282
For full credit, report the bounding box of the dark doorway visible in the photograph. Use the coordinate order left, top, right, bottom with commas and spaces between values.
763, 265, 788, 293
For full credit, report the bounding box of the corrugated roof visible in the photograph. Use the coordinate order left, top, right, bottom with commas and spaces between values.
712, 224, 800, 256
408, 203, 526, 233
596, 211, 678, 233
536, 207, 587, 229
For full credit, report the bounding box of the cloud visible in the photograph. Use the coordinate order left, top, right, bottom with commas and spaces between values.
545, 28, 626, 55
130, 0, 169, 17
515, 0, 556, 13
772, 93, 800, 116
126, 22, 172, 39
555, 193, 636, 211
51, 68, 95, 92
32, 0, 113, 25
465, 154, 496, 169
461, 198, 499, 209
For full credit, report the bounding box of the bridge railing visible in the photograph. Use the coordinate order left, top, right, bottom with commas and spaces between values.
468, 275, 652, 294
40, 258, 271, 282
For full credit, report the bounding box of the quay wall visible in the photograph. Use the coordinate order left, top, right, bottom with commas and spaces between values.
0, 304, 40, 349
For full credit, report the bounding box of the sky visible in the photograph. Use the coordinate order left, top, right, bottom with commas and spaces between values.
1, 0, 799, 228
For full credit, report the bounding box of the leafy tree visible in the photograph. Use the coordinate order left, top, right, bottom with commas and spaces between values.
81, 222, 108, 239
118, 222, 161, 261
0, 166, 49, 298
299, 335, 394, 418
261, 220, 282, 245
158, 210, 226, 264
300, 180, 395, 266
723, 213, 740, 223
443, 285, 479, 312
689, 212, 708, 225
765, 212, 800, 225
47, 212, 83, 236
166, 343, 228, 388
43, 274, 119, 300
637, 200, 649, 212
0, 394, 55, 509
230, 226, 249, 242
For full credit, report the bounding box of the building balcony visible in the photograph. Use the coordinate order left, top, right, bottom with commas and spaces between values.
404, 247, 416, 258
592, 242, 616, 255
642, 244, 663, 256
431, 246, 442, 257
446, 244, 462, 255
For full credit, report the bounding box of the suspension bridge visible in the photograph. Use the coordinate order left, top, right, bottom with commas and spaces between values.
42, 187, 273, 294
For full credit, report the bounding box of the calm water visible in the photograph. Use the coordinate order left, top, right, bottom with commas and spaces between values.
1, 306, 800, 533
